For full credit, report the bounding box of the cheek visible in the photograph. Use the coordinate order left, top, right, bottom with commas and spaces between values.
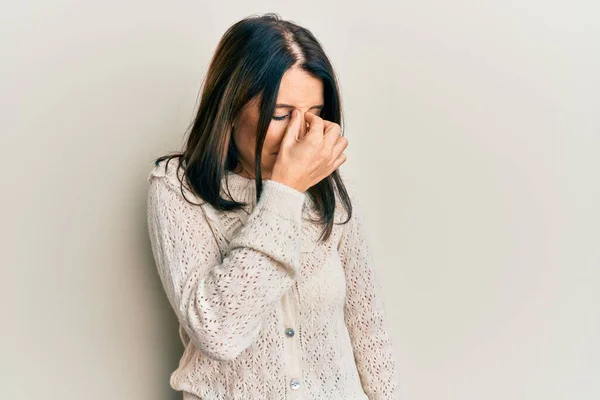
264, 122, 287, 149
235, 117, 287, 160
233, 125, 256, 158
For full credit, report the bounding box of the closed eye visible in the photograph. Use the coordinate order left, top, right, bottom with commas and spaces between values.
272, 110, 322, 121
272, 113, 290, 121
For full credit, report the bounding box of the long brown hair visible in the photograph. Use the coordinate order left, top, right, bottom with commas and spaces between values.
154, 13, 352, 242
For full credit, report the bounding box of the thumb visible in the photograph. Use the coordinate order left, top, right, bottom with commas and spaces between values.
281, 109, 303, 147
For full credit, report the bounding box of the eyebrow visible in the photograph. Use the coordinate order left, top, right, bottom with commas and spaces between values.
275, 103, 324, 110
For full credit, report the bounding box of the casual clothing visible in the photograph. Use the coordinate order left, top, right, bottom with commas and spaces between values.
146, 158, 400, 399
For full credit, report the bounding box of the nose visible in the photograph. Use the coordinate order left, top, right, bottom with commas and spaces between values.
297, 110, 308, 139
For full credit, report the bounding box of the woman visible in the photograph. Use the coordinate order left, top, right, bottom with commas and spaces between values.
146, 13, 400, 400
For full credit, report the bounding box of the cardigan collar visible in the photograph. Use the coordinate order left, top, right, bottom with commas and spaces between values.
218, 170, 319, 254
152, 158, 320, 253
220, 170, 263, 206
220, 169, 318, 213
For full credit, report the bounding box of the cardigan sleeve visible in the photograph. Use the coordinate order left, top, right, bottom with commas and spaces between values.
146, 172, 306, 362
338, 180, 401, 399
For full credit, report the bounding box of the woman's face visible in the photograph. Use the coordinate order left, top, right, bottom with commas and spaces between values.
232, 66, 324, 179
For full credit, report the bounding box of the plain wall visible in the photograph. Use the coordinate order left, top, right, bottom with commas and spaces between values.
1, 1, 598, 399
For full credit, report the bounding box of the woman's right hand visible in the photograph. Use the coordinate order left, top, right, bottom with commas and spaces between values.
271, 109, 348, 193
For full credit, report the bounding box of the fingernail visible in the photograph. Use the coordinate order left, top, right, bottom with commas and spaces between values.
293, 109, 299, 118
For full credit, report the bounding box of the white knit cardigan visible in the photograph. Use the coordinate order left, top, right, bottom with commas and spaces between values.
146, 158, 400, 399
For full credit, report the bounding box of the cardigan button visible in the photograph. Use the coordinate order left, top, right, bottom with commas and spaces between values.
290, 378, 301, 390
284, 327, 295, 337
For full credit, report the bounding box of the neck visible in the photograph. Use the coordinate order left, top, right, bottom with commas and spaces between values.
222, 167, 313, 211
232, 163, 272, 180
222, 169, 262, 206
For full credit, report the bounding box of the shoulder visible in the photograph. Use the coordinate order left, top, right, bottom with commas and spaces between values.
147, 156, 196, 199
147, 156, 182, 184
146, 156, 223, 233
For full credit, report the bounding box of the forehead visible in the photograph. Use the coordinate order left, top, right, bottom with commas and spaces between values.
277, 67, 324, 106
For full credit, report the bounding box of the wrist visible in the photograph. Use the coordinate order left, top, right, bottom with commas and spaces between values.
259, 180, 307, 221
270, 174, 305, 193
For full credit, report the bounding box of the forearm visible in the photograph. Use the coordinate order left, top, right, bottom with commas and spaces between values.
148, 178, 307, 361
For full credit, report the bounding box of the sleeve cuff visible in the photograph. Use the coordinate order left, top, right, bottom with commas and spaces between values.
258, 179, 307, 221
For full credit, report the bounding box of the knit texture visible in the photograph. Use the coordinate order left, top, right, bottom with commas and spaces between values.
146, 158, 400, 399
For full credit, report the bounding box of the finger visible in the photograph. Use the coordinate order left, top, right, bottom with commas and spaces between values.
323, 121, 342, 148
297, 110, 307, 140
281, 109, 303, 146
304, 112, 324, 138
331, 135, 349, 158
331, 151, 348, 172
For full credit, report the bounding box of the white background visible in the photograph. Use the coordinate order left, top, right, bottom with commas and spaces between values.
1, 1, 598, 399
